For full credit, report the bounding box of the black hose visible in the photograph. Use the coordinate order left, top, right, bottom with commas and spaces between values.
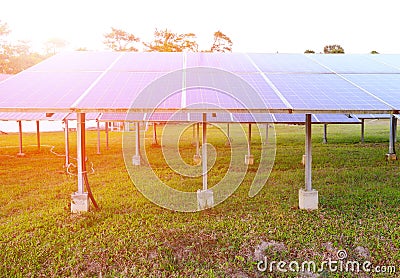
83, 172, 99, 210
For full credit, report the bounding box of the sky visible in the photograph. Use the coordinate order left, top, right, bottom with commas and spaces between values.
1, 0, 400, 54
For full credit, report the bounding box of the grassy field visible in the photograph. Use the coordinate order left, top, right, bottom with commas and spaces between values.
0, 120, 399, 277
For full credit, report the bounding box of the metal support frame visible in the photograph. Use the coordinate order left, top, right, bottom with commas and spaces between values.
36, 121, 40, 151
305, 114, 312, 191
152, 123, 158, 145
227, 123, 230, 140
64, 120, 70, 167
389, 115, 397, 155
265, 124, 269, 145
17, 121, 24, 156
361, 119, 365, 143
105, 121, 109, 150
202, 114, 207, 190
96, 120, 101, 154
196, 123, 200, 157
77, 113, 86, 194
322, 124, 328, 144
248, 123, 252, 155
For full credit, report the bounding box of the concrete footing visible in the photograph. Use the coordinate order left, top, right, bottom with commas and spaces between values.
71, 192, 89, 213
193, 154, 201, 164
197, 189, 214, 210
132, 155, 141, 165
245, 154, 254, 165
301, 154, 306, 165
386, 153, 397, 161
299, 189, 318, 210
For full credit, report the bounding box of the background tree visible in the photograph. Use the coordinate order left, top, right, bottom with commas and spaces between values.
143, 28, 198, 52
103, 27, 140, 51
324, 44, 345, 54
304, 49, 315, 54
210, 30, 233, 52
44, 38, 68, 55
370, 50, 379, 54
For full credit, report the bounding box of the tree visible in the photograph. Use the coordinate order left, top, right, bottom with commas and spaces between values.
370, 50, 379, 54
210, 30, 233, 52
304, 49, 315, 54
103, 27, 140, 52
44, 38, 68, 55
143, 28, 198, 52
323, 44, 345, 54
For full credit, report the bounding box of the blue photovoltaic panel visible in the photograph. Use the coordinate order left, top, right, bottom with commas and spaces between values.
76, 72, 173, 109
111, 52, 184, 72
0, 74, 12, 82
0, 112, 68, 121
273, 114, 309, 123
353, 114, 391, 119
65, 113, 100, 120
100, 113, 145, 122
368, 54, 400, 71
238, 73, 289, 110
266, 74, 392, 111
189, 112, 232, 122
313, 114, 361, 124
185, 88, 246, 110
186, 53, 258, 72
0, 71, 101, 109
232, 113, 275, 123
343, 74, 400, 110
28, 51, 120, 72
309, 54, 400, 74
147, 112, 189, 122
247, 53, 331, 73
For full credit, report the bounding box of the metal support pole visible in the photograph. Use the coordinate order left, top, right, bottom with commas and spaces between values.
202, 114, 207, 190
96, 120, 101, 154
36, 121, 40, 151
77, 113, 86, 194
265, 124, 269, 144
196, 123, 200, 156
248, 123, 252, 155
105, 122, 109, 150
305, 114, 312, 191
135, 122, 140, 157
64, 120, 70, 167
389, 115, 397, 154
227, 123, 230, 139
323, 124, 328, 144
152, 123, 158, 145
17, 121, 24, 156
361, 119, 365, 143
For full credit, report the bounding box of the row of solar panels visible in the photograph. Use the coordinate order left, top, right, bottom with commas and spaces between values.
0, 111, 393, 124
1, 52, 400, 114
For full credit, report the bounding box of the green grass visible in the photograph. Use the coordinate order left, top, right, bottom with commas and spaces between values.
0, 120, 399, 277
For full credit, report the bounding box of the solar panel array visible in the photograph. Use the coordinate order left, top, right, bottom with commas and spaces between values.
0, 52, 399, 117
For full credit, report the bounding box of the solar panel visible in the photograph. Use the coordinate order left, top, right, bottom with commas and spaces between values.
189, 112, 232, 122
147, 112, 189, 122
0, 74, 12, 82
28, 51, 120, 72
232, 113, 275, 123
111, 52, 184, 72
0, 112, 68, 121
343, 74, 400, 110
266, 74, 392, 111
247, 53, 330, 73
353, 114, 391, 119
186, 52, 257, 72
313, 114, 361, 124
309, 54, 400, 74
369, 54, 400, 71
0, 71, 101, 109
65, 113, 101, 120
76, 72, 172, 109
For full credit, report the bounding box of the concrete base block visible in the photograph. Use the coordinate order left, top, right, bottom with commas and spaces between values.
245, 154, 254, 165
193, 154, 201, 164
71, 192, 89, 213
299, 188, 318, 210
301, 154, 306, 165
225, 140, 231, 147
386, 153, 397, 161
16, 153, 26, 157
197, 189, 214, 210
132, 155, 141, 165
